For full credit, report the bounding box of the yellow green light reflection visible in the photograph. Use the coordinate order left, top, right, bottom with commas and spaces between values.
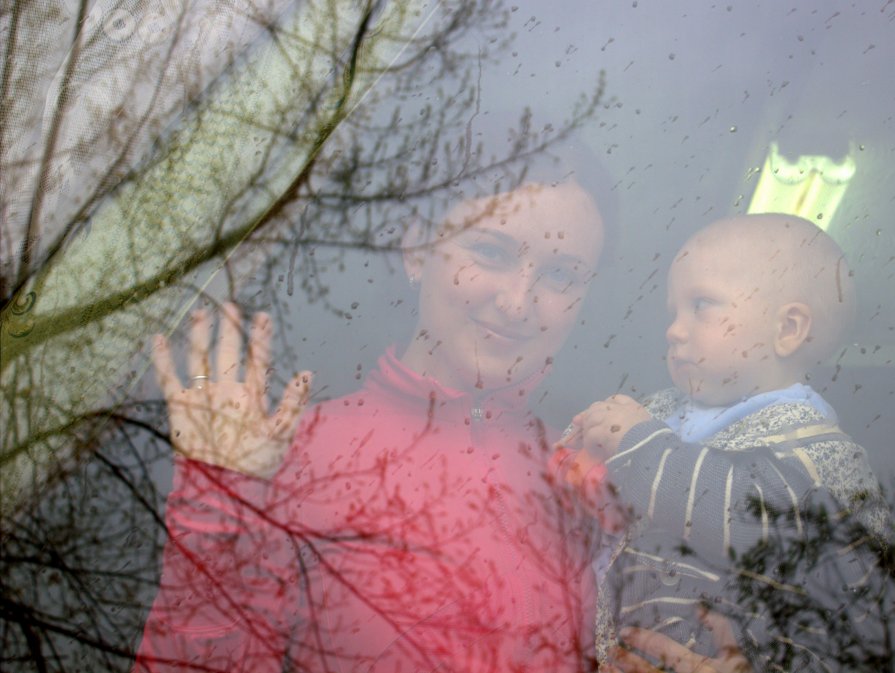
747, 141, 856, 230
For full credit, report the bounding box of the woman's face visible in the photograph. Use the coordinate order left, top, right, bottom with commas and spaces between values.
402, 181, 604, 392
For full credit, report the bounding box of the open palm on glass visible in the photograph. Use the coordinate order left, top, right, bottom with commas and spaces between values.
152, 302, 312, 479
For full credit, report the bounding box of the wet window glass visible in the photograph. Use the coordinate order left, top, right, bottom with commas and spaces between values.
2, 2, 892, 672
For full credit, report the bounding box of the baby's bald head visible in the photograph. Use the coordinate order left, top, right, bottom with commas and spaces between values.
684, 213, 855, 364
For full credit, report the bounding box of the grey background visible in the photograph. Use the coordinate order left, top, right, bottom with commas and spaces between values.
278, 1, 894, 485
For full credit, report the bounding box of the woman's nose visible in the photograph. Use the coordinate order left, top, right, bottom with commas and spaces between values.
495, 270, 535, 317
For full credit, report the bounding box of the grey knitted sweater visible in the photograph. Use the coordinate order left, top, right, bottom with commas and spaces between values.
596, 388, 892, 673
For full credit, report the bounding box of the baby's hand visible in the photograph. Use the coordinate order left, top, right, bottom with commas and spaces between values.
561, 394, 653, 462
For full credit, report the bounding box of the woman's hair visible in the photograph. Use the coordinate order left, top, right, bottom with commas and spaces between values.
415, 108, 619, 266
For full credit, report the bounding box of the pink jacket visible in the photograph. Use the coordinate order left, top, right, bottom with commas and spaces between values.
135, 348, 598, 672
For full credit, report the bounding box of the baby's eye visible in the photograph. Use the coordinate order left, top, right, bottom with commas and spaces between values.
693, 297, 713, 312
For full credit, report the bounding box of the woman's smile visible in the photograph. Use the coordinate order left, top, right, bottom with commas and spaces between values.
473, 318, 534, 343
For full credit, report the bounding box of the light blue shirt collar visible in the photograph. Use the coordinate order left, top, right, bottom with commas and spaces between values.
664, 383, 836, 443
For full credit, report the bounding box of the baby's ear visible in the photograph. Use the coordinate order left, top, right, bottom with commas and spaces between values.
774, 302, 812, 357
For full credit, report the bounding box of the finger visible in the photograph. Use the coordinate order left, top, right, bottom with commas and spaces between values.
548, 446, 576, 480
584, 401, 608, 417
582, 425, 609, 458
151, 334, 181, 401
271, 371, 313, 440
582, 404, 609, 427
619, 627, 698, 673
556, 422, 582, 450
600, 663, 628, 673
188, 308, 212, 381
562, 454, 587, 488
245, 312, 272, 405
217, 302, 242, 381
609, 644, 662, 673
697, 608, 738, 652
696, 608, 751, 670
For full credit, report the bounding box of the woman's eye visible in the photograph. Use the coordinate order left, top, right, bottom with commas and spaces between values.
469, 242, 507, 263
543, 266, 577, 288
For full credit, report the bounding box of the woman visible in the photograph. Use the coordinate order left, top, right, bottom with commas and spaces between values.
135, 142, 612, 672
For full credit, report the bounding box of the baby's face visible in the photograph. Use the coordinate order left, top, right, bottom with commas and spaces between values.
665, 236, 783, 406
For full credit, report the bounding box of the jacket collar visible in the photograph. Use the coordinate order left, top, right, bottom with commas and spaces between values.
365, 345, 549, 416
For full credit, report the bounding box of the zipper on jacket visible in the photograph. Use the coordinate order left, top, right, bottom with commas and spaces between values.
467, 397, 535, 626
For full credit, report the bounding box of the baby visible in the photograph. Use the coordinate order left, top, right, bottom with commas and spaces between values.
557, 214, 890, 671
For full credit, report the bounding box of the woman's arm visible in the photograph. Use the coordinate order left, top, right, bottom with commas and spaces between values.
134, 459, 299, 673
134, 303, 312, 672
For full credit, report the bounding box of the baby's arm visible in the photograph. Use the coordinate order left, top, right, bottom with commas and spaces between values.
609, 429, 890, 671
562, 401, 890, 671
558, 396, 819, 555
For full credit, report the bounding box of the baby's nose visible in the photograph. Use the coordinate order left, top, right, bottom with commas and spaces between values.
665, 317, 686, 343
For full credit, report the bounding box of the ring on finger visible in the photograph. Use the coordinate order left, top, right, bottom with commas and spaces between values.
189, 374, 210, 390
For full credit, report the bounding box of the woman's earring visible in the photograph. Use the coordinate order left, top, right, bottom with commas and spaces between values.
408, 274, 419, 289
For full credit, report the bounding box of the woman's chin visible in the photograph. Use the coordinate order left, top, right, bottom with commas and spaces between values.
410, 338, 545, 392
472, 359, 546, 392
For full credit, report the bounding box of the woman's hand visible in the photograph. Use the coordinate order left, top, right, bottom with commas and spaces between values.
608, 609, 754, 673
152, 302, 312, 479
552, 394, 650, 533
560, 394, 653, 462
